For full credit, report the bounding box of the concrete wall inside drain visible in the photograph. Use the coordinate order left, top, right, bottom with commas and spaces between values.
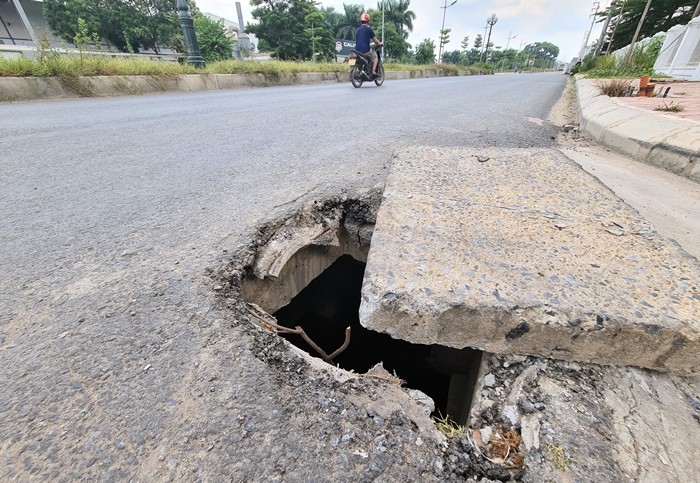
243, 224, 369, 314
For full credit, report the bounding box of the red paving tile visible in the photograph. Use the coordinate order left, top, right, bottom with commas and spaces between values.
607, 79, 700, 122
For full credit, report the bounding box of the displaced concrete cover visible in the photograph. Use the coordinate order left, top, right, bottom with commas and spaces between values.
360, 146, 700, 375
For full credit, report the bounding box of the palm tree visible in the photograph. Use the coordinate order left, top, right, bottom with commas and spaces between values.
379, 0, 416, 39
320, 6, 342, 35
335, 4, 364, 40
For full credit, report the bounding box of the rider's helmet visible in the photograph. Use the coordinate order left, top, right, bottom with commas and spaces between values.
360, 13, 370, 23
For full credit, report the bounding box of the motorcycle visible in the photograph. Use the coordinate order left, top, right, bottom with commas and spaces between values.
348, 45, 384, 88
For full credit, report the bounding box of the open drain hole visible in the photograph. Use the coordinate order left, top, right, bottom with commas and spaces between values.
271, 254, 483, 425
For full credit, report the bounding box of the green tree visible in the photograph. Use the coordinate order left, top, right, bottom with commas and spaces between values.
601, 0, 695, 52
414, 38, 435, 64
379, 0, 415, 39
464, 34, 483, 65
441, 49, 463, 64
193, 13, 232, 62
319, 6, 342, 35
249, 0, 335, 61
332, 4, 363, 40
522, 41, 560, 68
460, 35, 469, 53
43, 0, 181, 53
304, 10, 325, 61
366, 7, 410, 60
438, 27, 451, 61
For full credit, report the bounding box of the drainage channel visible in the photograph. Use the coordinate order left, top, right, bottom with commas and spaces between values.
241, 196, 483, 425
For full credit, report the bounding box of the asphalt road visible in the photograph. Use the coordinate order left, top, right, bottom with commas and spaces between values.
0, 73, 567, 480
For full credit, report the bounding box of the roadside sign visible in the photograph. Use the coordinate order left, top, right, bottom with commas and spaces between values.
335, 39, 356, 57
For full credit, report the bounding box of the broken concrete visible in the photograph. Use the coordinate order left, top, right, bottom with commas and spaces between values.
243, 193, 380, 314
457, 353, 700, 483
359, 146, 700, 375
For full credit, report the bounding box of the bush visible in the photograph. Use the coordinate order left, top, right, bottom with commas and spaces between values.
582, 35, 665, 78
470, 62, 495, 74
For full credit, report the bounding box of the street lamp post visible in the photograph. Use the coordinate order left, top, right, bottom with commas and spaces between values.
176, 0, 205, 68
381, 0, 385, 46
438, 0, 458, 64
484, 13, 498, 63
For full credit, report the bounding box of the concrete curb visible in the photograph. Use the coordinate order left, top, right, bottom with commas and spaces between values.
575, 76, 700, 182
0, 69, 477, 102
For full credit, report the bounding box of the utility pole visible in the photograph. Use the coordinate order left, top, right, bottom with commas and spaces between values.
578, 1, 600, 59
594, 1, 616, 56
500, 32, 517, 71
625, 0, 652, 64
605, 0, 627, 55
479, 24, 488, 62
505, 31, 517, 50
438, 0, 458, 64
694, 0, 700, 18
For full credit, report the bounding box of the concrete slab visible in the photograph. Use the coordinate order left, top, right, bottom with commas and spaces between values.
465, 353, 700, 482
359, 146, 700, 375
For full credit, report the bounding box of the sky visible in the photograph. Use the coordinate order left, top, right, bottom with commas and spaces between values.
195, 0, 613, 62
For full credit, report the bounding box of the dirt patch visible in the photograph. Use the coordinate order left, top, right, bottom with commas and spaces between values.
548, 77, 593, 151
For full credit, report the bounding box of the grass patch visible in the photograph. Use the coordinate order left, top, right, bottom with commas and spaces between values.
0, 54, 493, 78
597, 78, 633, 97
655, 101, 684, 112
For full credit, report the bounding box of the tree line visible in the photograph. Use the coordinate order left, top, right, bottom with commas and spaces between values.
40, 0, 565, 67
42, 0, 233, 62
247, 0, 416, 61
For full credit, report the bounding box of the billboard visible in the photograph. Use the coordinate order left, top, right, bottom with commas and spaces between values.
335, 39, 356, 57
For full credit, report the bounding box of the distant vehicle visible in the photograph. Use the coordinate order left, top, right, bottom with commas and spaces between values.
565, 57, 580, 74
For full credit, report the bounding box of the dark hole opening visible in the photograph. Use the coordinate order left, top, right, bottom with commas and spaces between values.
273, 254, 483, 425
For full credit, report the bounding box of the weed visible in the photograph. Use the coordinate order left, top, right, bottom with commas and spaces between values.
432, 414, 466, 438
655, 101, 685, 112
547, 443, 573, 470
597, 78, 633, 97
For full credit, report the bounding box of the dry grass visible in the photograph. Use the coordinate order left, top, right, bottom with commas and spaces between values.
547, 443, 573, 470
432, 414, 466, 438
597, 78, 633, 97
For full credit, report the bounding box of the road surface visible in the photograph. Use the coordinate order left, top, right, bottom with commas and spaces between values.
4, 72, 693, 481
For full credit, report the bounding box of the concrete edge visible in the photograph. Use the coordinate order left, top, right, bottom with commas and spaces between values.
574, 75, 700, 182
0, 69, 479, 103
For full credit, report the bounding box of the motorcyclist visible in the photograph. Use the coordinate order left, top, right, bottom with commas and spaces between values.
356, 13, 382, 78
